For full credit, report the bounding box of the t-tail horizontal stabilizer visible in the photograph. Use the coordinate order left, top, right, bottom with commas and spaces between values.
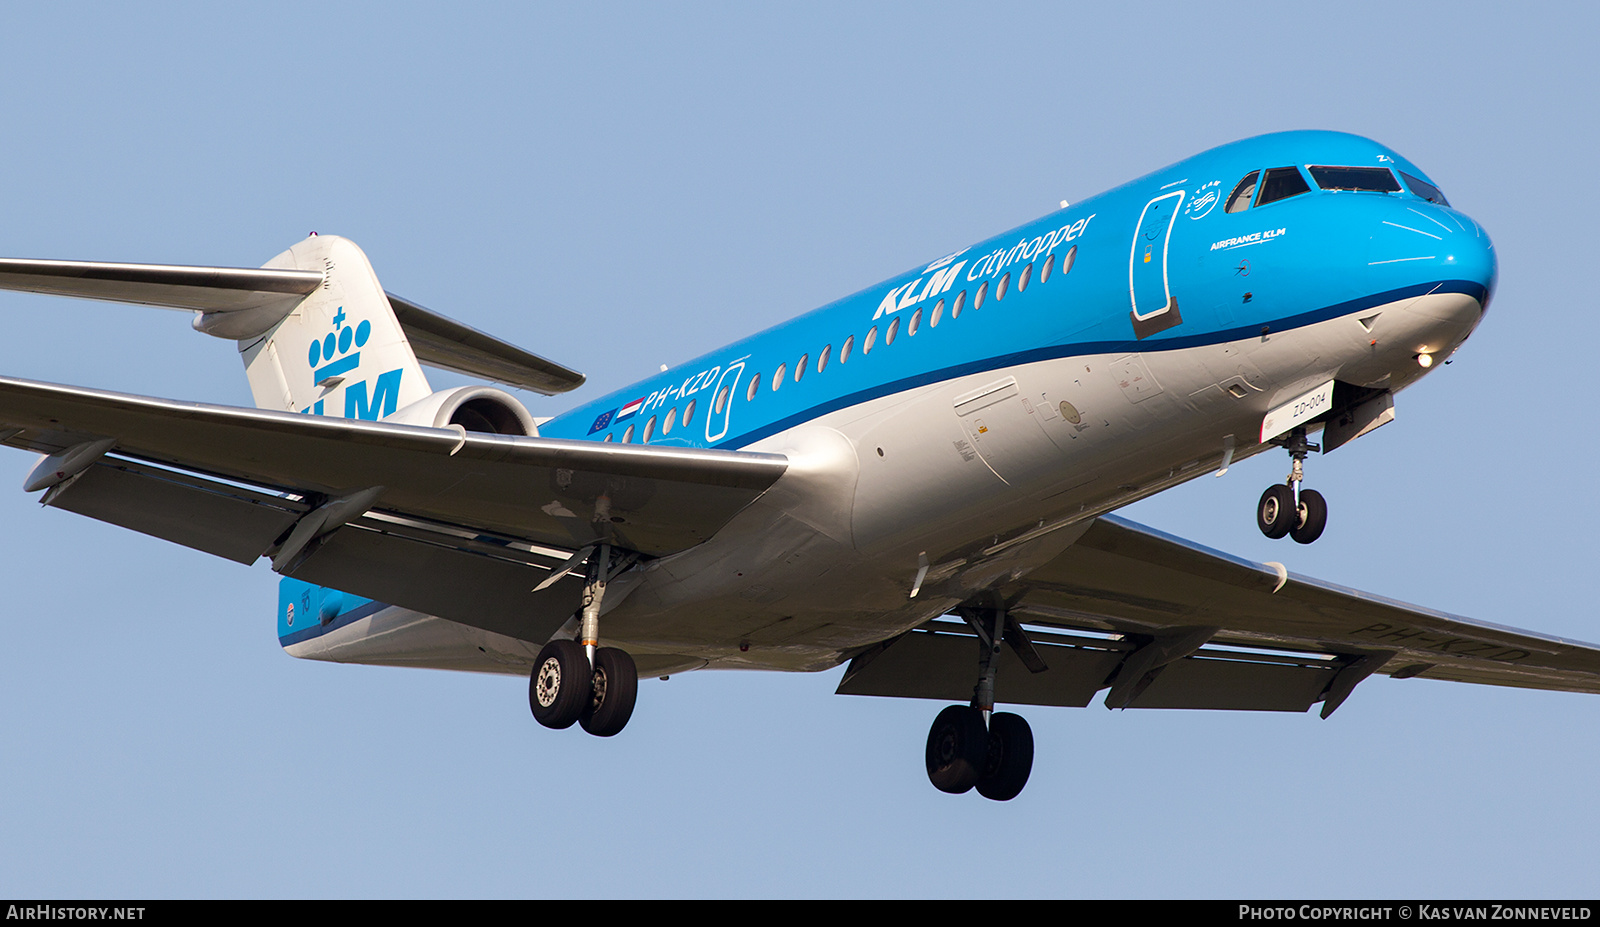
0, 237, 585, 398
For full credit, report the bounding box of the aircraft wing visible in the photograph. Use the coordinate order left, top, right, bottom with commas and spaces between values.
839, 515, 1600, 714
0, 375, 786, 642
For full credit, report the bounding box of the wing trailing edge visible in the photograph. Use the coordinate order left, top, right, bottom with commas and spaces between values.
840, 515, 1600, 712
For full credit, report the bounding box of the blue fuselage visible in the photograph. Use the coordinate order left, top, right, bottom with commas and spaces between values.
540, 130, 1495, 452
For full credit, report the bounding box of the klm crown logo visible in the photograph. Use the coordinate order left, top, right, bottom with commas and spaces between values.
299, 307, 403, 421
307, 306, 371, 387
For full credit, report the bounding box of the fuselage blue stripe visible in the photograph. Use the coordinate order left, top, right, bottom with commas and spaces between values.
712, 279, 1484, 450
279, 598, 387, 647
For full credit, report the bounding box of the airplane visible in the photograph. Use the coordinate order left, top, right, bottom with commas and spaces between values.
0, 129, 1592, 802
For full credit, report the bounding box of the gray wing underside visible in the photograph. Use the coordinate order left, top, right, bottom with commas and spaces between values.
0, 258, 584, 394
840, 515, 1600, 713
0, 375, 785, 643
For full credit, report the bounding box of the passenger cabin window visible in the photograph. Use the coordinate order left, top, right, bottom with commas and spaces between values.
840, 335, 854, 363
794, 354, 807, 382
773, 363, 786, 389
885, 317, 899, 345
1225, 171, 1260, 213
951, 290, 966, 319
643, 415, 657, 443
1308, 165, 1400, 193
817, 344, 831, 372
1040, 253, 1054, 284
683, 399, 696, 426
663, 407, 677, 434
1255, 167, 1311, 206
930, 298, 943, 328
908, 308, 921, 336
746, 373, 761, 400
1400, 171, 1450, 206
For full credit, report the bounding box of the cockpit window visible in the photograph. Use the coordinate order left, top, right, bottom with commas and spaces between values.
1400, 171, 1450, 207
1255, 167, 1311, 206
1308, 166, 1401, 193
1225, 171, 1259, 213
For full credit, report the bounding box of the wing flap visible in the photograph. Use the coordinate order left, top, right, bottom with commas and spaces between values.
838, 619, 1347, 712
837, 627, 1123, 707
42, 456, 307, 565
1125, 653, 1337, 711
283, 519, 583, 643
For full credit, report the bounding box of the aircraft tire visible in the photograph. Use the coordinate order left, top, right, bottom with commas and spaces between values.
976, 712, 1034, 802
1257, 485, 1296, 539
1291, 489, 1328, 545
925, 705, 987, 794
529, 639, 592, 730
579, 647, 638, 737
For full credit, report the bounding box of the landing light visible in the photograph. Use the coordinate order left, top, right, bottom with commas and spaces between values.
1416, 353, 1434, 368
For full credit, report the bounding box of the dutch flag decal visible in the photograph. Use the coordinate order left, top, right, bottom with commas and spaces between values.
616, 398, 645, 422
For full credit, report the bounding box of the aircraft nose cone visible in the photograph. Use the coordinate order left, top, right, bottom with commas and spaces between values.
1443, 215, 1497, 312
1368, 203, 1497, 317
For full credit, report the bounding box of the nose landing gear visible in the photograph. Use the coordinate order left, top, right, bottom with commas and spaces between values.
1256, 427, 1327, 544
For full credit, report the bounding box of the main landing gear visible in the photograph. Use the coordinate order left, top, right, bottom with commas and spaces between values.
926, 705, 1034, 801
528, 543, 639, 738
1256, 427, 1327, 545
924, 607, 1038, 801
529, 639, 638, 736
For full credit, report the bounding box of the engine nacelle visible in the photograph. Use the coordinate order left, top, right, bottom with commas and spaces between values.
383, 385, 539, 436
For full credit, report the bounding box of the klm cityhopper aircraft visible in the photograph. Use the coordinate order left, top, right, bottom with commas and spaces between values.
0, 130, 1590, 801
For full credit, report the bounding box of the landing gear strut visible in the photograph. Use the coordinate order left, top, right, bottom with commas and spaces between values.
923, 607, 1037, 801
528, 543, 640, 737
1256, 427, 1327, 545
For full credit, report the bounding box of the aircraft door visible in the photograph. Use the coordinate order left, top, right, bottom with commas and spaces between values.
704, 362, 744, 444
1129, 191, 1185, 339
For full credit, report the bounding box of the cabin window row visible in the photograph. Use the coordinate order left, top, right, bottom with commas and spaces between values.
600, 398, 699, 444
598, 241, 1081, 445
748, 244, 1078, 402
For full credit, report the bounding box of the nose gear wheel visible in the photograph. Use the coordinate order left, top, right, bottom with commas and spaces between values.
1291, 488, 1328, 544
1257, 484, 1296, 539
1257, 427, 1328, 544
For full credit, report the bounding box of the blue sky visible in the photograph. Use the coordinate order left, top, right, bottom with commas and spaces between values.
0, 1, 1597, 898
